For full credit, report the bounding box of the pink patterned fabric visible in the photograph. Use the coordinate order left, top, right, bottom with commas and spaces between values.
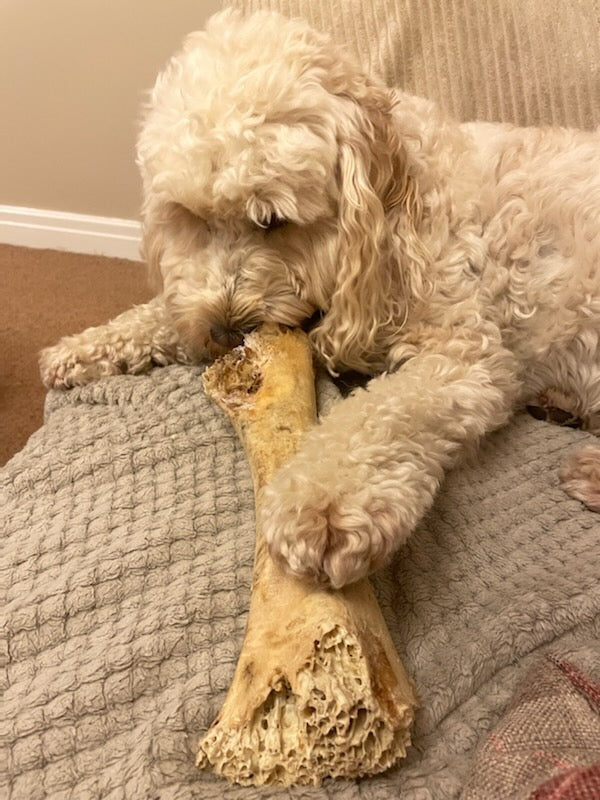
531, 763, 600, 800
462, 657, 600, 799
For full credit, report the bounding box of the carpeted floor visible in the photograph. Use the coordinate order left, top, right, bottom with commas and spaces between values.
0, 244, 151, 466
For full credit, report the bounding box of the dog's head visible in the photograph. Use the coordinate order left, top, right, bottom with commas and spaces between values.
137, 10, 426, 373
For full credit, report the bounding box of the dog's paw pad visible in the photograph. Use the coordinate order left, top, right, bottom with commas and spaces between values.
527, 388, 583, 428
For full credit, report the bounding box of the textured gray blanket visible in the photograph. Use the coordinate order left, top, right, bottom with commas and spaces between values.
2, 365, 600, 799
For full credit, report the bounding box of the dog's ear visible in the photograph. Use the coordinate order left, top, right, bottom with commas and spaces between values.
139, 197, 168, 293
313, 86, 431, 373
140, 199, 209, 295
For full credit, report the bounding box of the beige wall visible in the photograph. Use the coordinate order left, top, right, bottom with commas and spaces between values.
2, 0, 222, 220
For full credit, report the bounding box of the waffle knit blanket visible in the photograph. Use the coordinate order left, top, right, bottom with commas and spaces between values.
2, 365, 600, 799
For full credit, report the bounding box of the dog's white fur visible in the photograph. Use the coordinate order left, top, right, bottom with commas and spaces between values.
40, 10, 600, 587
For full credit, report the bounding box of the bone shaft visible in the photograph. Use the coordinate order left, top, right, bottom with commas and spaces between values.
198, 325, 416, 786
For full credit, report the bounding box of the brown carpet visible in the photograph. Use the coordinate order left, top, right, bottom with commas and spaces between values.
0, 244, 152, 466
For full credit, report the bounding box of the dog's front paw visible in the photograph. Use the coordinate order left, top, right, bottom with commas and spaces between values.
261, 475, 403, 589
39, 341, 124, 389
559, 444, 600, 511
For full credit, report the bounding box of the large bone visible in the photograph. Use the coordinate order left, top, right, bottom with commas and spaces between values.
197, 323, 417, 786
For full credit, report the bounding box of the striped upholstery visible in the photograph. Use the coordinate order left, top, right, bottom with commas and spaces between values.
226, 0, 600, 129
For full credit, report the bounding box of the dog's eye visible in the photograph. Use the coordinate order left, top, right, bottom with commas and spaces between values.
255, 215, 288, 233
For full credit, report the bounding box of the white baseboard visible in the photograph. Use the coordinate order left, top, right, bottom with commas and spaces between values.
0, 205, 143, 261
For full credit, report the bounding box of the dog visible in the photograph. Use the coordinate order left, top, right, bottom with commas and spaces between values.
40, 10, 600, 588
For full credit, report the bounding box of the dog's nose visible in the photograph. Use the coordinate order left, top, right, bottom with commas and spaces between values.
209, 324, 246, 349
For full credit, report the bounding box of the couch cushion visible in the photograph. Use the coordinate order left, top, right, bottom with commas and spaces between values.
2, 364, 599, 798
228, 0, 600, 128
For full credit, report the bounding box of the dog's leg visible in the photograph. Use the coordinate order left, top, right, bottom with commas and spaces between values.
261, 339, 519, 588
39, 295, 190, 388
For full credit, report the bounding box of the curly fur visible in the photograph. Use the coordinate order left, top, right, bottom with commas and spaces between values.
40, 10, 600, 587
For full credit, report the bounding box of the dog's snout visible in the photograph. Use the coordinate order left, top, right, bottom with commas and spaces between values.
209, 324, 246, 349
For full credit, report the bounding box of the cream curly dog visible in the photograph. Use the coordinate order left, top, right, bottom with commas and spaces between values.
41, 10, 600, 587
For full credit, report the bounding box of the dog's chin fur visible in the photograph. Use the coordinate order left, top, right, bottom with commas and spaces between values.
40, 9, 600, 587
